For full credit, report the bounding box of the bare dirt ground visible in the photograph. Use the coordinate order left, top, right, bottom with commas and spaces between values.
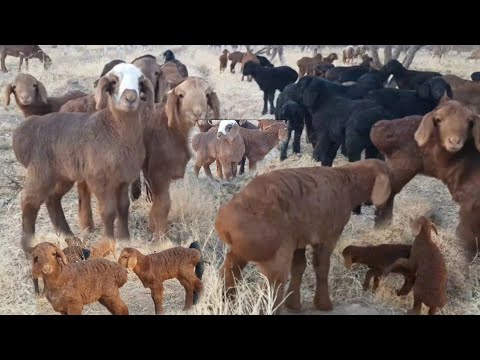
1, 45, 479, 315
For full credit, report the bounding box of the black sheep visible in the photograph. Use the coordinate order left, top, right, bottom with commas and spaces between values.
242, 61, 298, 115
162, 49, 189, 77
383, 59, 441, 90
324, 57, 373, 83
256, 55, 274, 68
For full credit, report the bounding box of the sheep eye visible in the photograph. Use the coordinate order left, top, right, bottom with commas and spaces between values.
33, 84, 37, 88
154, 72, 159, 76
110, 80, 117, 86
433, 117, 441, 126
178, 93, 184, 99
33, 256, 38, 263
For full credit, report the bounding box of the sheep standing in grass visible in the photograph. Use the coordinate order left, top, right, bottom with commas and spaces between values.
12, 63, 154, 255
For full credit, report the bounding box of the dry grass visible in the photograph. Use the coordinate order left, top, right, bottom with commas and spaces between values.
1, 45, 479, 315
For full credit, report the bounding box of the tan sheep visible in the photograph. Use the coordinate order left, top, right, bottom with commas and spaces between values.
31, 242, 129, 315
296, 54, 323, 77
117, 242, 204, 315
215, 159, 393, 313
4, 74, 87, 117
192, 120, 245, 180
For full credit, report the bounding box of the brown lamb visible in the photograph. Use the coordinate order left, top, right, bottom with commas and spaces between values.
370, 98, 480, 261
91, 238, 117, 259
192, 120, 245, 180
219, 49, 229, 73
0, 45, 52, 72
63, 237, 89, 263
118, 243, 204, 315
31, 242, 129, 315
342, 244, 414, 295
297, 54, 323, 77
215, 159, 393, 314
383, 216, 447, 315
12, 63, 154, 256
228, 51, 245, 73
4, 74, 87, 117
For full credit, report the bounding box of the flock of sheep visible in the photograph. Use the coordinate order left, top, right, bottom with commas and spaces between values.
2, 44, 480, 315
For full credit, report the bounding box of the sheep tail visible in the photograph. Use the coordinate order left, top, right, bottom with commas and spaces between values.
189, 241, 204, 280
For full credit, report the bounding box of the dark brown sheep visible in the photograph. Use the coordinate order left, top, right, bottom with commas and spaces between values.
219, 49, 229, 73
4, 74, 87, 117
12, 63, 154, 255
383, 216, 447, 315
0, 45, 52, 72
342, 244, 413, 295
118, 242, 204, 315
31, 242, 129, 315
228, 51, 245, 73
215, 159, 393, 314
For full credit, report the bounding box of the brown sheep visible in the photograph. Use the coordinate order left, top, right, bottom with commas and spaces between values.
342, 244, 414, 295
4, 74, 87, 117
370, 98, 480, 261
342, 46, 355, 64
240, 50, 260, 81
228, 51, 244, 73
192, 120, 245, 180
219, 49, 229, 73
131, 54, 162, 102
466, 49, 480, 61
12, 63, 154, 255
156, 62, 186, 104
449, 81, 480, 114
258, 119, 278, 130
297, 54, 323, 77
59, 94, 97, 113
322, 53, 339, 64
383, 216, 447, 315
91, 238, 117, 259
31, 242, 129, 315
215, 159, 393, 314
442, 74, 472, 90
137, 77, 220, 240
63, 237, 90, 263
0, 45, 52, 72
117, 242, 204, 315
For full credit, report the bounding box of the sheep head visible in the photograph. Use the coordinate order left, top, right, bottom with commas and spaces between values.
131, 55, 161, 101
242, 61, 258, 76
95, 63, 154, 114
384, 59, 404, 76
341, 245, 358, 269
411, 216, 438, 237
217, 120, 240, 143
31, 242, 68, 278
166, 77, 220, 130
414, 98, 480, 153
416, 77, 453, 102
118, 248, 140, 271
4, 73, 48, 107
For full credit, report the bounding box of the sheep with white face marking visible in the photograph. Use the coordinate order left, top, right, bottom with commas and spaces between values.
192, 120, 245, 180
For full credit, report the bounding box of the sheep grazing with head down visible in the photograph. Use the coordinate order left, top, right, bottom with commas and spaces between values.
192, 120, 245, 180
215, 159, 393, 314
12, 63, 154, 256
4, 74, 87, 117
383, 216, 447, 315
228, 51, 244, 73
31, 242, 129, 315
0, 45, 52, 73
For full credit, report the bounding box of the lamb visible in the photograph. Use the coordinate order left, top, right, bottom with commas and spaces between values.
383, 59, 442, 90
278, 101, 305, 160
91, 238, 117, 259
162, 49, 188, 77
341, 244, 413, 295
93, 59, 126, 87
370, 98, 480, 261
342, 46, 355, 64
228, 51, 245, 73
31, 242, 129, 315
0, 45, 52, 72
192, 120, 245, 180
12, 63, 154, 255
219, 49, 229, 72
325, 56, 374, 83
471, 72, 480, 82
4, 74, 87, 117
215, 158, 393, 313
63, 237, 90, 263
117, 242, 204, 315
240, 50, 260, 81
297, 54, 323, 77
383, 216, 447, 315
135, 77, 220, 240
242, 61, 298, 115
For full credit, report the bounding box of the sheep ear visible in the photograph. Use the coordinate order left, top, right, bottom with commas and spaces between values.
411, 218, 423, 236
94, 75, 113, 110
140, 76, 155, 113
165, 89, 179, 128
3, 84, 13, 106
55, 247, 68, 265
371, 172, 391, 207
414, 112, 435, 147
126, 255, 137, 271
207, 91, 221, 119
430, 222, 439, 236
37, 81, 48, 104
472, 115, 480, 152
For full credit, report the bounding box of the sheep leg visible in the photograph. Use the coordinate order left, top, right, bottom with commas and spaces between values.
304, 113, 313, 145
268, 91, 275, 115
280, 128, 292, 160
312, 242, 335, 311
115, 184, 130, 241
151, 286, 165, 315
372, 271, 381, 291
231, 162, 237, 178
25, 58, 29, 72
45, 181, 75, 236
0, 49, 7, 72
284, 248, 306, 313
220, 249, 248, 300
215, 159, 223, 179
66, 304, 84, 315
99, 295, 129, 315
94, 188, 117, 240
292, 126, 303, 154
178, 277, 195, 311
239, 157, 246, 175
397, 273, 415, 296
220, 159, 233, 180
363, 269, 376, 291
383, 258, 411, 277
428, 307, 438, 315
148, 177, 171, 240
406, 295, 422, 315
261, 92, 268, 115
374, 194, 395, 228
18, 55, 24, 71
77, 181, 94, 232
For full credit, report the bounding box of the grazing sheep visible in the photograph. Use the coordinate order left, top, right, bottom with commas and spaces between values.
242, 61, 298, 115
297, 54, 323, 77
342, 244, 413, 295
383, 216, 447, 315
162, 49, 188, 77
4, 74, 87, 117
31, 242, 129, 315
0, 45, 52, 72
192, 120, 245, 180
93, 59, 126, 88
118, 242, 204, 315
240, 50, 260, 81
370, 98, 480, 261
219, 49, 229, 72
216, 159, 393, 313
383, 59, 442, 90
228, 51, 244, 73
342, 46, 355, 64
278, 101, 306, 160
12, 63, 154, 255
471, 72, 480, 82
325, 56, 374, 83
91, 238, 117, 260
136, 77, 220, 240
